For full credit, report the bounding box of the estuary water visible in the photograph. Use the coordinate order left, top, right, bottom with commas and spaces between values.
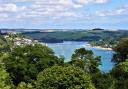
47, 41, 114, 72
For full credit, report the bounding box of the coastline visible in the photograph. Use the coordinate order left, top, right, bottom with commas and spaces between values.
43, 41, 113, 51
85, 43, 113, 50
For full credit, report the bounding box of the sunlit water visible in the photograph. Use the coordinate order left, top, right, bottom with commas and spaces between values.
47, 41, 114, 72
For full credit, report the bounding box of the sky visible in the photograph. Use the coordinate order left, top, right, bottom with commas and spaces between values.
0, 0, 128, 29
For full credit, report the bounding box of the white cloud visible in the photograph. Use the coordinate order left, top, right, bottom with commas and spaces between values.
96, 5, 128, 16
76, 0, 108, 5
0, 3, 27, 12
0, 13, 8, 18
96, 11, 106, 16
15, 0, 83, 20
95, 0, 108, 3
0, 0, 109, 22
0, 13, 9, 21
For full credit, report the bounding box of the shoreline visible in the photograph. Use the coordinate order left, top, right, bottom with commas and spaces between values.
43, 41, 113, 51
85, 43, 113, 50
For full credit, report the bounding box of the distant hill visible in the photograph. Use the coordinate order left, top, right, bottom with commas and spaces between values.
22, 30, 128, 43
92, 28, 104, 31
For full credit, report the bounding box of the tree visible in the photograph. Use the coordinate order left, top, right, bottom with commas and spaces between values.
92, 72, 114, 89
112, 38, 128, 63
16, 82, 33, 89
36, 65, 96, 89
0, 65, 13, 89
111, 61, 128, 89
0, 35, 10, 52
4, 44, 60, 85
111, 61, 128, 79
70, 48, 101, 73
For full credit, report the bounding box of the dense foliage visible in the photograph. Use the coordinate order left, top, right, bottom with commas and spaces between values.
70, 48, 101, 73
112, 61, 128, 79
111, 61, 128, 89
0, 35, 10, 52
16, 82, 33, 89
36, 65, 96, 89
4, 44, 60, 85
112, 38, 128, 63
0, 65, 13, 89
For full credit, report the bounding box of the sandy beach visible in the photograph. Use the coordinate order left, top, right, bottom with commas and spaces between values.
85, 43, 112, 50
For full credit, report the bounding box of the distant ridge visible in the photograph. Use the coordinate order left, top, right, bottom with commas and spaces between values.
0, 28, 127, 33
92, 28, 104, 31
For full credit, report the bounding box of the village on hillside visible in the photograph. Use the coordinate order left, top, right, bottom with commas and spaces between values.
0, 30, 47, 47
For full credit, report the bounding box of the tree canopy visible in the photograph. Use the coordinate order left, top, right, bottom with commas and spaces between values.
36, 65, 96, 89
112, 38, 128, 63
4, 44, 60, 85
112, 61, 128, 78
111, 61, 128, 89
0, 65, 13, 89
70, 48, 101, 73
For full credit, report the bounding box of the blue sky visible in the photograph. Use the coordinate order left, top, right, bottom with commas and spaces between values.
0, 0, 128, 29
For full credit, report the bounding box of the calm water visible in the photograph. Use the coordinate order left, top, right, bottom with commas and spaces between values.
47, 41, 114, 72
